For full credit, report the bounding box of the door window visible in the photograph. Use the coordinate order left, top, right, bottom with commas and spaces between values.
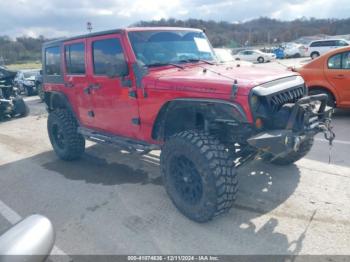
65, 43, 85, 75
328, 52, 350, 69
45, 46, 61, 76
310, 41, 321, 47
92, 38, 126, 76
342, 52, 350, 69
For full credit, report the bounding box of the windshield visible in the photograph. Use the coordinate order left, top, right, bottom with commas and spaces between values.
23, 71, 39, 78
128, 30, 215, 66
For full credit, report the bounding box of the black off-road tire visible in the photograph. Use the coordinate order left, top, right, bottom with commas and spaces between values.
265, 137, 314, 166
13, 98, 29, 117
160, 131, 238, 222
48, 109, 85, 161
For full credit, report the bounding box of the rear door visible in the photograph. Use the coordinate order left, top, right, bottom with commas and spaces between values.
326, 51, 350, 106
63, 39, 93, 126
86, 34, 140, 138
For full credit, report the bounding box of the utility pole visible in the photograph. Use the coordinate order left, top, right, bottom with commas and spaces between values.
87, 22, 93, 33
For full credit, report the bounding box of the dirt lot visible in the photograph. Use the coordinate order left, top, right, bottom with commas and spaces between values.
0, 59, 350, 257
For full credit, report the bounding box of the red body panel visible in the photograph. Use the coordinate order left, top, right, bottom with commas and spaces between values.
44, 28, 300, 144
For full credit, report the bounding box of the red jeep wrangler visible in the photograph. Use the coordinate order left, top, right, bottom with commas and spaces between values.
42, 27, 334, 222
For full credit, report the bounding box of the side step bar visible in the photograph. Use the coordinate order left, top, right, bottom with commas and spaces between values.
78, 127, 160, 154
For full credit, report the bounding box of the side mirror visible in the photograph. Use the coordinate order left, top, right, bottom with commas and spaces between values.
0, 215, 55, 260
106, 60, 129, 79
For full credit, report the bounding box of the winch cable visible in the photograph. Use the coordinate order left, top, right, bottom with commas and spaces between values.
321, 119, 336, 164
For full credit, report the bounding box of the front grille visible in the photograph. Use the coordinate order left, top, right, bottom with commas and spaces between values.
270, 85, 304, 112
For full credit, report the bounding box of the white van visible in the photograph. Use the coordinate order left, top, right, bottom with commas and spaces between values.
307, 39, 349, 59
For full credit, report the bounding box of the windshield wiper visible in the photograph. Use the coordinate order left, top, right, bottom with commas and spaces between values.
146, 62, 184, 69
178, 59, 215, 65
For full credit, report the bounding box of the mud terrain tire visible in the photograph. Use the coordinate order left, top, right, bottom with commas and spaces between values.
161, 131, 238, 222
48, 109, 85, 161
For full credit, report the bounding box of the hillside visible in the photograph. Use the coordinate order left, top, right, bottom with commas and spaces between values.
134, 17, 350, 47
1, 17, 350, 65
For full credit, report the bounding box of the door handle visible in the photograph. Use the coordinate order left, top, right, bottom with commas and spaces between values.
84, 83, 101, 95
334, 74, 345, 79
64, 82, 74, 88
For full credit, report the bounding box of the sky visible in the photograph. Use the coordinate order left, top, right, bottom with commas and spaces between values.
0, 0, 349, 38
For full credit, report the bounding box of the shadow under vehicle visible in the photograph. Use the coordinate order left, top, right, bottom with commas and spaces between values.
0, 67, 29, 120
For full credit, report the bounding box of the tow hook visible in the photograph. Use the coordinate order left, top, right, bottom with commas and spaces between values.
320, 119, 336, 146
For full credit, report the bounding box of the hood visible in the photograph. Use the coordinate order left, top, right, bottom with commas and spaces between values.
145, 63, 299, 96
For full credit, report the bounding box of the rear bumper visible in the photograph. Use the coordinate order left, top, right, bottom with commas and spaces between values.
247, 94, 333, 158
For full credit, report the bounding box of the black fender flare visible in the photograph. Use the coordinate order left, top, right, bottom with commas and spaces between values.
152, 98, 247, 140
45, 91, 79, 122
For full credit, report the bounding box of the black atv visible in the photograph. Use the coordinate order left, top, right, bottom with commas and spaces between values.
0, 67, 29, 120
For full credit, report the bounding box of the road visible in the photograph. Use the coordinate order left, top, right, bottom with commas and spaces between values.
0, 60, 349, 257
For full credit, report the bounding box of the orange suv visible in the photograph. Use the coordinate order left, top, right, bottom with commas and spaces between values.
297, 46, 350, 108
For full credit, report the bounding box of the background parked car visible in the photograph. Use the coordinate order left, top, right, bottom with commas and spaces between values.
296, 46, 350, 108
234, 49, 276, 63
35, 70, 44, 101
306, 39, 349, 59
214, 48, 235, 63
0, 67, 29, 120
14, 69, 40, 96
283, 42, 307, 58
214, 48, 253, 66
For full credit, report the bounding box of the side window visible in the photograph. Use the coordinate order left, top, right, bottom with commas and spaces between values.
65, 43, 85, 75
45, 46, 61, 76
92, 38, 126, 76
328, 53, 343, 69
342, 52, 350, 69
310, 42, 320, 47
328, 41, 337, 47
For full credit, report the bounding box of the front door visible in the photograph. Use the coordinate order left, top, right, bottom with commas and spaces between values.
326, 50, 350, 106
86, 34, 140, 138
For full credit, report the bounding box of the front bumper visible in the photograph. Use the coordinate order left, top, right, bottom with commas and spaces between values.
247, 94, 334, 158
